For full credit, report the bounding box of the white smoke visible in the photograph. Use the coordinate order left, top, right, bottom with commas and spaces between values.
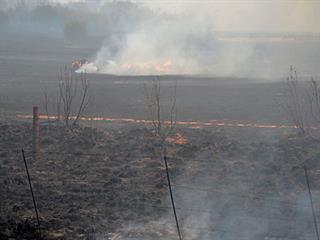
81, 1, 320, 77
2, 0, 320, 77
81, 8, 256, 76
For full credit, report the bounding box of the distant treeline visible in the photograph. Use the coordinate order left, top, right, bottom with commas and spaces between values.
0, 1, 158, 43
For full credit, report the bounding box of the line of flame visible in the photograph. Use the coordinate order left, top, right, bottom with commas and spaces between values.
15, 114, 305, 130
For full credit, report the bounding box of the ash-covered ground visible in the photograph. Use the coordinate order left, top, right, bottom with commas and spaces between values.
1, 119, 320, 240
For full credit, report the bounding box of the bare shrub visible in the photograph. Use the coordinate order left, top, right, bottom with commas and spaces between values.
144, 76, 177, 143
58, 66, 89, 126
42, 65, 89, 127
42, 86, 50, 118
277, 66, 309, 135
307, 78, 320, 124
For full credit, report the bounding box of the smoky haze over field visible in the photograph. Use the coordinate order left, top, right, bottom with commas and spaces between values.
1, 0, 320, 77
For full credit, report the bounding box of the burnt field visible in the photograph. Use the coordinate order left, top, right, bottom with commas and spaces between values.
2, 36, 320, 240
2, 120, 320, 240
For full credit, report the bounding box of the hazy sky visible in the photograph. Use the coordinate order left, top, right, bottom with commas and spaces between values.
1, 0, 319, 76
2, 0, 319, 33
47, 0, 320, 33
138, 0, 320, 33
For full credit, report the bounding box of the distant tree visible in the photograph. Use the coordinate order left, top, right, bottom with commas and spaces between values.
64, 19, 88, 44
31, 3, 64, 24
0, 9, 8, 27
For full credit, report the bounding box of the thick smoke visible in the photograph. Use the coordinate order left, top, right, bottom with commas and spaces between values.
79, 1, 320, 77
81, 5, 258, 76
2, 0, 320, 77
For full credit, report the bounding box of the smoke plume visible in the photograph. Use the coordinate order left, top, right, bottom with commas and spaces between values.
78, 1, 320, 77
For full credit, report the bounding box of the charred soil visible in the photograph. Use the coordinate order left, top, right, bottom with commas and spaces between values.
1, 120, 320, 239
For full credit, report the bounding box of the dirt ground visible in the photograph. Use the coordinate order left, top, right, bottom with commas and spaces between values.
1, 119, 320, 240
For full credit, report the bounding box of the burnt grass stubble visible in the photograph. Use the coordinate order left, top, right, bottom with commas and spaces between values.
1, 120, 320, 239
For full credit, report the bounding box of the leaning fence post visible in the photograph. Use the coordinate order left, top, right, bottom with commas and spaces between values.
33, 106, 40, 160
22, 149, 41, 237
304, 165, 320, 240
163, 147, 183, 240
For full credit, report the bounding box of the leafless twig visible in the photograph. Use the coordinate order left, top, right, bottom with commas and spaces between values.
277, 66, 308, 135
307, 78, 320, 124
58, 66, 89, 127
144, 76, 177, 140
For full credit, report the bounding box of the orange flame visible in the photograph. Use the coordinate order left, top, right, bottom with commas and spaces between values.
15, 114, 309, 130
120, 59, 172, 74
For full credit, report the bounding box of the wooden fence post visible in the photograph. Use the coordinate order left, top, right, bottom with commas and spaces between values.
33, 106, 40, 160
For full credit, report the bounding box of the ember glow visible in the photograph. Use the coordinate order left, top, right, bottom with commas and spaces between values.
16, 114, 303, 130
165, 133, 188, 145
